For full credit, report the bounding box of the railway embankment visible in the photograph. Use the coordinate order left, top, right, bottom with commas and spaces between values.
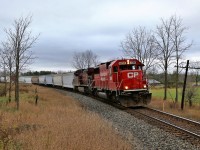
60, 89, 200, 150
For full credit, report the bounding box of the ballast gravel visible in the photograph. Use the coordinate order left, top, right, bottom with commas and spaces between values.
60, 90, 200, 150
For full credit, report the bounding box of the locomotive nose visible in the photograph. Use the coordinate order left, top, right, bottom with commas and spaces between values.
120, 70, 144, 90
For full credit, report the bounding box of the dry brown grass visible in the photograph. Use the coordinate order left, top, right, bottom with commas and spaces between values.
0, 85, 132, 150
149, 98, 200, 121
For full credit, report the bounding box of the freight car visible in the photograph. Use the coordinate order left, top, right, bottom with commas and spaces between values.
31, 76, 39, 84
53, 74, 63, 86
19, 76, 32, 83
30, 72, 74, 89
63, 73, 74, 88
45, 75, 53, 85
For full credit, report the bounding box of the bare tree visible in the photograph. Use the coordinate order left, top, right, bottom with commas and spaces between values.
190, 61, 200, 86
121, 26, 158, 73
72, 50, 99, 69
89, 50, 99, 68
4, 16, 38, 109
0, 42, 15, 102
0, 52, 7, 97
72, 52, 86, 70
171, 15, 192, 103
155, 16, 175, 100
185, 85, 198, 107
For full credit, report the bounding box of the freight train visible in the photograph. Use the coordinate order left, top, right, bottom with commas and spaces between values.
22, 58, 152, 107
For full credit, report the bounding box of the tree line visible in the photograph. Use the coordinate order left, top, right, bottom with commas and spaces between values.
21, 71, 57, 76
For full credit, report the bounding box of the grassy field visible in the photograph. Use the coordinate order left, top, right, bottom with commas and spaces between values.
0, 84, 132, 150
149, 87, 200, 121
150, 87, 200, 103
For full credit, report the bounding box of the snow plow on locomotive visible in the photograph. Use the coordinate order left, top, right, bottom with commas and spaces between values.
72, 58, 151, 107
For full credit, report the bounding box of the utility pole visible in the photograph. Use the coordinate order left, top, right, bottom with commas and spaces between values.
176, 60, 200, 110
181, 60, 189, 110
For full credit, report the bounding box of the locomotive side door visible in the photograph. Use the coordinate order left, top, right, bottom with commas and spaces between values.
108, 66, 118, 90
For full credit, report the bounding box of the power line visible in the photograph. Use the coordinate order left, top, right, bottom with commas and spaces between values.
175, 66, 200, 69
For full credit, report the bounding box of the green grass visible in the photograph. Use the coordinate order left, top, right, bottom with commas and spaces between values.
150, 87, 200, 103
150, 88, 180, 101
0, 96, 7, 104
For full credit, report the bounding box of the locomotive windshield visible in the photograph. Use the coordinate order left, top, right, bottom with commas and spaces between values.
119, 65, 143, 70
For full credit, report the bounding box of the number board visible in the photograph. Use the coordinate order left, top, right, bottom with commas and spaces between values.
130, 61, 136, 64
118, 61, 136, 65
119, 61, 126, 65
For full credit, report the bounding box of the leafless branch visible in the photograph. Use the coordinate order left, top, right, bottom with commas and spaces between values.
72, 50, 99, 69
121, 26, 158, 73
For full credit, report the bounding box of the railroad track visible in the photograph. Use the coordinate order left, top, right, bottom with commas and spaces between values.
72, 90, 200, 146
126, 107, 200, 146
55, 88, 200, 146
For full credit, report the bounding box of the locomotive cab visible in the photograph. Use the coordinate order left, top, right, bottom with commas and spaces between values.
108, 59, 151, 107
109, 59, 146, 90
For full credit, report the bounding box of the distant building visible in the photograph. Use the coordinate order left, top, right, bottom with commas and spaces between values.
148, 79, 162, 87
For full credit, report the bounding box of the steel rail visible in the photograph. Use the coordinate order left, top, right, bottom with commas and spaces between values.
133, 109, 200, 139
147, 107, 200, 125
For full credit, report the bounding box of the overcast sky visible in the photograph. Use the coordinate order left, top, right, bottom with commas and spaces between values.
0, 0, 200, 71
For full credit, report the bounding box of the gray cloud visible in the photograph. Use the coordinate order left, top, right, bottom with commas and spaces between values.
1, 0, 200, 71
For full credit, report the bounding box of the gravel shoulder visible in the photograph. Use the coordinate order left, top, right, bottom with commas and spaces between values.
59, 90, 200, 150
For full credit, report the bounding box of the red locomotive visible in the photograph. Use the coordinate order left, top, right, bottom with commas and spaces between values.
73, 58, 151, 107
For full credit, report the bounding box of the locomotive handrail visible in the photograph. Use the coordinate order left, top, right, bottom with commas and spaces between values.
116, 80, 123, 96
89, 80, 94, 88
117, 80, 123, 90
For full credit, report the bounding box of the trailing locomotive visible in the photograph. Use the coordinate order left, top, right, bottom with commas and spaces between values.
72, 58, 151, 107
23, 58, 151, 107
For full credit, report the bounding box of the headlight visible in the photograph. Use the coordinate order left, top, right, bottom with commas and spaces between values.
124, 86, 129, 90
143, 85, 147, 88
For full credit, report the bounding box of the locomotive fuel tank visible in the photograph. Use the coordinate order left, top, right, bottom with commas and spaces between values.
97, 92, 108, 99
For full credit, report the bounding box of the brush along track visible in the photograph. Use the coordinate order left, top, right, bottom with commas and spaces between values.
125, 107, 200, 146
